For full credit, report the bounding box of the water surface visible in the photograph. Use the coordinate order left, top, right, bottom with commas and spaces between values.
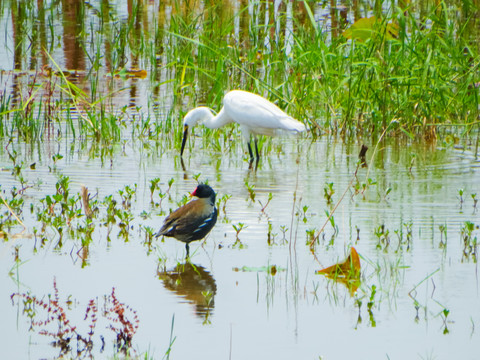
1, 1, 479, 359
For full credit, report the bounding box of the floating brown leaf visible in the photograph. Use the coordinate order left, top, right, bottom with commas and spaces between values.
316, 247, 361, 295
316, 247, 361, 277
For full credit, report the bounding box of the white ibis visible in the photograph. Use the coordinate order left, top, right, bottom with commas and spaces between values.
180, 90, 306, 162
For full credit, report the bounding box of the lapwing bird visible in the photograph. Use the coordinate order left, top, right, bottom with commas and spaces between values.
156, 184, 217, 257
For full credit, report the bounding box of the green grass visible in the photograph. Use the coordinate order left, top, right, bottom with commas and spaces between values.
2, 0, 479, 154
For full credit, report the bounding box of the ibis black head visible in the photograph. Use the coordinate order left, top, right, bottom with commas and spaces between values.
180, 107, 214, 157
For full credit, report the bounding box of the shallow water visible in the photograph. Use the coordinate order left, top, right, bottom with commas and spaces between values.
1, 132, 480, 359
1, 0, 480, 359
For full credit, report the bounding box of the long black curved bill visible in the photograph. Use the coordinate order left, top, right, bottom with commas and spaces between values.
180, 125, 189, 157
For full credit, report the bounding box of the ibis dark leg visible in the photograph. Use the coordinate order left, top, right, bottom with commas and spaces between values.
254, 138, 260, 161
185, 243, 190, 258
247, 141, 254, 162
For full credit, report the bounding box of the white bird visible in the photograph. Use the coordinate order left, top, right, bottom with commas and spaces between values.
180, 90, 306, 162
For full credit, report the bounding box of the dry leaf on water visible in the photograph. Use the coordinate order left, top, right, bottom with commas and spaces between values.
316, 247, 361, 277
316, 247, 361, 295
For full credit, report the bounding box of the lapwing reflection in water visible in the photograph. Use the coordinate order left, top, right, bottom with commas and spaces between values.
157, 263, 217, 322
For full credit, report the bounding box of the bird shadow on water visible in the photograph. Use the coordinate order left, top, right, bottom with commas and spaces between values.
156, 262, 217, 323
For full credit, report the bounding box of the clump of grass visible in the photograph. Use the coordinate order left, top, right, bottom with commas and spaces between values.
300, 205, 309, 224
458, 188, 465, 207
471, 193, 478, 211
324, 210, 338, 244
267, 220, 278, 246
142, 225, 156, 252
279, 225, 289, 244
245, 181, 256, 202
374, 224, 390, 251
367, 285, 377, 327
118, 184, 137, 210
219, 193, 232, 218
0, 186, 26, 234
440, 308, 450, 335
149, 178, 161, 204
35, 174, 83, 248
461, 221, 478, 262
394, 221, 413, 252
439, 224, 448, 249
324, 182, 335, 205
305, 228, 316, 245
232, 222, 247, 249
258, 192, 272, 218
3, 0, 479, 159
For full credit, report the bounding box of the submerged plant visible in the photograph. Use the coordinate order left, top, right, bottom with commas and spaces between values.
408, 153, 416, 174
151, 178, 175, 210
394, 221, 412, 252
458, 189, 464, 205
461, 221, 478, 262
471, 193, 478, 211
324, 182, 335, 205
367, 285, 377, 327
0, 187, 25, 232
300, 205, 309, 224
217, 193, 232, 220
258, 192, 273, 217
374, 224, 390, 251
11, 279, 140, 358
142, 225, 156, 253
149, 178, 161, 203
232, 222, 247, 249
35, 175, 83, 247
324, 210, 339, 242
439, 224, 448, 249
440, 308, 450, 335
105, 287, 140, 354
11, 278, 97, 358
267, 220, 278, 245
279, 225, 289, 244
245, 181, 256, 202
118, 184, 137, 210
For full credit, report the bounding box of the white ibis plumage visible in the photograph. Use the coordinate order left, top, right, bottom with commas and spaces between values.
180, 90, 306, 162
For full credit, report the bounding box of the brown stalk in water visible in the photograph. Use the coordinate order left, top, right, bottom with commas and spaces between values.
80, 185, 94, 219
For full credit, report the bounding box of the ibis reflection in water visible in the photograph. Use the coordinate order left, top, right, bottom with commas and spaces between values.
157, 263, 217, 320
